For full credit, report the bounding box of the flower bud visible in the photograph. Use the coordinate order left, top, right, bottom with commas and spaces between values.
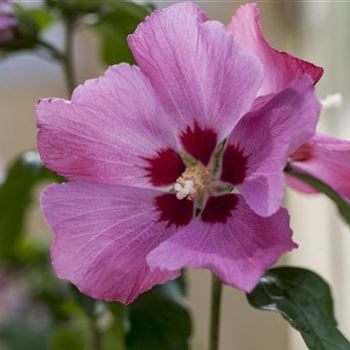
0, 0, 18, 46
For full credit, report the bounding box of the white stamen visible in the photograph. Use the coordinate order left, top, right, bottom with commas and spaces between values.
321, 93, 342, 109
174, 183, 183, 192
175, 180, 195, 200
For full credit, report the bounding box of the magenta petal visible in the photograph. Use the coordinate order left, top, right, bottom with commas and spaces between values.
128, 2, 262, 140
285, 174, 318, 194
222, 75, 321, 217
289, 134, 350, 200
41, 182, 180, 304
228, 3, 323, 96
143, 149, 185, 187
180, 123, 217, 165
147, 195, 296, 292
37, 64, 179, 188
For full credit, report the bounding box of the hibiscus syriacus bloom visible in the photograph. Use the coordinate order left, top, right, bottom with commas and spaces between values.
230, 4, 350, 200
37, 3, 321, 303
0, 0, 17, 46
287, 134, 350, 200
228, 3, 323, 96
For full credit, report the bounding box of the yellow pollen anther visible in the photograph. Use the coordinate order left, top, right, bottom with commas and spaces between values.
175, 163, 214, 200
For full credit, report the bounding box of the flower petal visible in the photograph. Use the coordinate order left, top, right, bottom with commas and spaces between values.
288, 134, 350, 200
285, 175, 318, 194
41, 182, 191, 304
228, 3, 323, 96
37, 64, 183, 188
128, 2, 262, 142
147, 194, 296, 292
221, 75, 321, 216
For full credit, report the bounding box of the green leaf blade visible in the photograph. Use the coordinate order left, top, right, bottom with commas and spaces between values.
0, 151, 61, 260
247, 267, 350, 350
126, 277, 192, 350
95, 2, 151, 65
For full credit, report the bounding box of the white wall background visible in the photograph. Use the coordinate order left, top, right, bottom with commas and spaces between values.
1, 1, 349, 349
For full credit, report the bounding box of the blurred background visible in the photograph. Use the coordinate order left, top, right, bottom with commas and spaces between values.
1, 1, 350, 349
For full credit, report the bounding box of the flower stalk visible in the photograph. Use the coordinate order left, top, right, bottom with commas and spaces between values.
62, 17, 76, 95
209, 274, 223, 350
89, 319, 102, 350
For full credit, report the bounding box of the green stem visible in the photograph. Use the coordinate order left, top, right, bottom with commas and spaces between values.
285, 165, 350, 225
62, 18, 76, 95
209, 274, 223, 350
37, 40, 64, 60
89, 319, 102, 350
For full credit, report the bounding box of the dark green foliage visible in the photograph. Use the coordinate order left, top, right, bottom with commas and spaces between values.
126, 277, 192, 350
95, 2, 150, 65
248, 267, 350, 350
0, 152, 61, 260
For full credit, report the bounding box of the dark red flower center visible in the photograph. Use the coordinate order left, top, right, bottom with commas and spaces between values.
290, 144, 313, 162
180, 123, 217, 166
155, 193, 194, 227
143, 124, 218, 188
201, 194, 239, 224
144, 148, 186, 186
221, 143, 248, 185
145, 125, 249, 226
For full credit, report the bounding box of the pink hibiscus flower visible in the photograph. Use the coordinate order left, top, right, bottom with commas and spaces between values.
231, 4, 350, 201
287, 134, 350, 200
0, 0, 17, 46
37, 3, 320, 304
228, 3, 323, 96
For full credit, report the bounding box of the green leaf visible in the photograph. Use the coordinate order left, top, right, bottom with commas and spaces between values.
95, 2, 150, 65
51, 322, 86, 350
247, 267, 350, 350
286, 166, 350, 226
44, 0, 102, 17
23, 8, 56, 31
102, 323, 127, 350
126, 277, 192, 350
0, 152, 61, 260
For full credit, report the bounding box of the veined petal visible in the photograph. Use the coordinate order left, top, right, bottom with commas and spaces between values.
147, 194, 296, 293
228, 3, 323, 96
288, 134, 350, 200
221, 75, 321, 216
37, 64, 183, 188
41, 182, 194, 304
128, 2, 262, 145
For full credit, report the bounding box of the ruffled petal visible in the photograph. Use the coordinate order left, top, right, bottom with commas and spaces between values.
221, 75, 321, 216
228, 3, 323, 96
147, 194, 296, 292
128, 2, 262, 144
41, 182, 193, 304
37, 64, 183, 188
288, 134, 350, 200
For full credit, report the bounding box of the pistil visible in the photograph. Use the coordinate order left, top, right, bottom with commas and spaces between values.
175, 162, 214, 200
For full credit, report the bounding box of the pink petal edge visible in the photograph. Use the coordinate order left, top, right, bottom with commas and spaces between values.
228, 3, 323, 96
